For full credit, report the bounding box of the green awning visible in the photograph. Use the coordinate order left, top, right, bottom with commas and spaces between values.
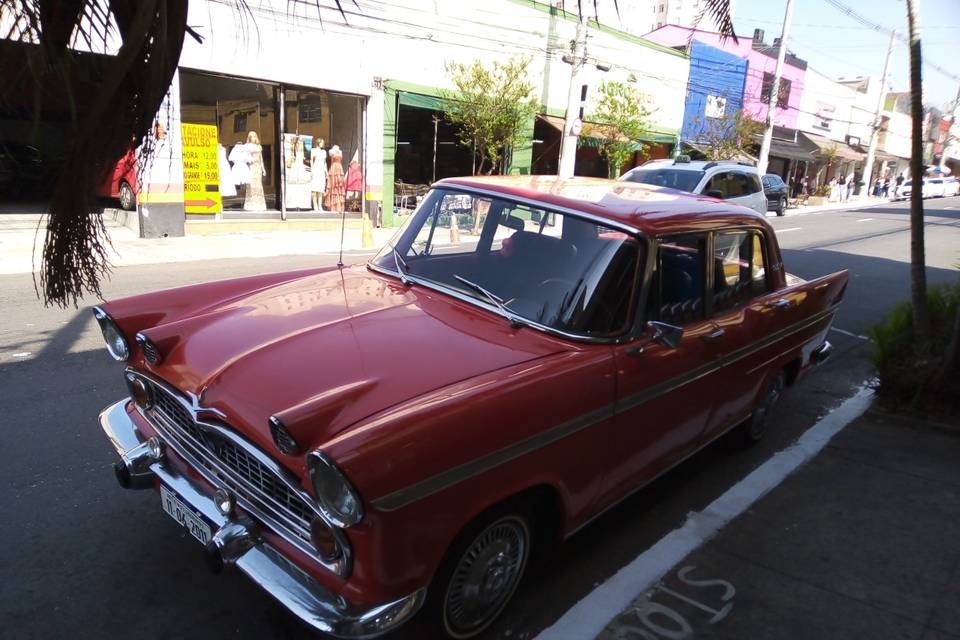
398, 91, 448, 112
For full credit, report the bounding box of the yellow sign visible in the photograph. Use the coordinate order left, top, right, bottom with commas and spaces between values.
181, 123, 222, 214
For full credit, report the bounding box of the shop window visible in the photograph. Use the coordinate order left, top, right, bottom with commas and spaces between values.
179, 71, 364, 215
180, 71, 277, 212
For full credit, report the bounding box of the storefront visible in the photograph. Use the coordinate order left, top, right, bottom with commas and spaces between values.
178, 70, 366, 219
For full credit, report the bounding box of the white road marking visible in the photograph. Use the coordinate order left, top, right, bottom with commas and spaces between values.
776, 227, 802, 233
534, 385, 875, 640
856, 218, 874, 222
830, 327, 871, 341
12, 352, 31, 358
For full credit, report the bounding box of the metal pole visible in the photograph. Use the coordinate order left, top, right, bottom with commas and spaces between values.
432, 116, 438, 183
861, 30, 896, 200
558, 17, 587, 179
757, 0, 795, 176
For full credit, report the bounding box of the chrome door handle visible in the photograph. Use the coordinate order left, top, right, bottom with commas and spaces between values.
703, 327, 725, 340
767, 298, 792, 309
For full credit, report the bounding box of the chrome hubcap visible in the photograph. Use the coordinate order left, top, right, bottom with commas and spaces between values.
444, 517, 528, 636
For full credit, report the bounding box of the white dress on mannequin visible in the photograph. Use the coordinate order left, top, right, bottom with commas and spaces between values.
228, 143, 251, 186
218, 144, 237, 197
310, 147, 327, 193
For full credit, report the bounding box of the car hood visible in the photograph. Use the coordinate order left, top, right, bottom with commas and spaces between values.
139, 265, 569, 456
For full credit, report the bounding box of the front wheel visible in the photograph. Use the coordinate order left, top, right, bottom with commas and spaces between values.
426, 509, 533, 639
777, 196, 787, 216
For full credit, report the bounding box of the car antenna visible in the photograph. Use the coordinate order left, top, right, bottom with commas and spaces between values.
336, 206, 347, 268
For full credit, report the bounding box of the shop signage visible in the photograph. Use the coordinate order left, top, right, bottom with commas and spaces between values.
181, 123, 222, 214
571, 118, 583, 137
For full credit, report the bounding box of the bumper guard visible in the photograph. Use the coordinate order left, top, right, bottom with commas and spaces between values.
99, 400, 425, 639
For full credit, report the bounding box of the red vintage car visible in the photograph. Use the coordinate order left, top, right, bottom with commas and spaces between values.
95, 148, 138, 210
95, 176, 846, 638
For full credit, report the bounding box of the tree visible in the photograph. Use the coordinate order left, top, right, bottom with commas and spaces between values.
441, 56, 537, 176
905, 0, 930, 348
9, 0, 735, 307
690, 108, 762, 161
583, 80, 653, 178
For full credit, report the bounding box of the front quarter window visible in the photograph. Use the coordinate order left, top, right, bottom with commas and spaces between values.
371, 188, 644, 338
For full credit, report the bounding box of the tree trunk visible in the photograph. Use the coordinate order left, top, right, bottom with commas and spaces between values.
906, 0, 930, 348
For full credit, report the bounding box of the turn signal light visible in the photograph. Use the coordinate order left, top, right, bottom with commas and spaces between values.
310, 516, 341, 562
125, 372, 153, 409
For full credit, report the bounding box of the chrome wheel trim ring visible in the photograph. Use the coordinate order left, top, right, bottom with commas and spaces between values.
442, 515, 530, 639
120, 182, 135, 210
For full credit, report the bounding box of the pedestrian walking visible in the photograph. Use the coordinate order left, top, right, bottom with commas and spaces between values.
874, 178, 883, 197
836, 174, 846, 202
882, 176, 890, 198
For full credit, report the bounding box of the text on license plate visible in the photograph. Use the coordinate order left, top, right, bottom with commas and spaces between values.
160, 484, 213, 545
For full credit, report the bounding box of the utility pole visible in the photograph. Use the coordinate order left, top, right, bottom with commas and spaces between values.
558, 16, 587, 179
861, 30, 896, 200
757, 0, 795, 176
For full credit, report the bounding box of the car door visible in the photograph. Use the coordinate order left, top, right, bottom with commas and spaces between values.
696, 228, 808, 442
601, 233, 725, 506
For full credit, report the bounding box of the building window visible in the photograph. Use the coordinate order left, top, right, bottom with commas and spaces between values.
814, 101, 834, 130
761, 72, 791, 109
706, 95, 727, 119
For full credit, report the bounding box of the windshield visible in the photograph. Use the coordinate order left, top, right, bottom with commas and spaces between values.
371, 188, 644, 338
619, 168, 705, 193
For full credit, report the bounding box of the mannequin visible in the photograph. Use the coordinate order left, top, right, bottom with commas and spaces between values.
310, 138, 327, 211
243, 130, 266, 211
345, 150, 363, 211
284, 135, 311, 209
326, 144, 346, 213
218, 143, 236, 198
228, 140, 250, 201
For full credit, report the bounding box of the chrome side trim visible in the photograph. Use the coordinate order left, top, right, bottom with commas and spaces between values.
127, 369, 353, 576
371, 303, 840, 512
371, 404, 615, 512
99, 400, 425, 639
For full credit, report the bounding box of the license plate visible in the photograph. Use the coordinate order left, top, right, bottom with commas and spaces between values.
160, 484, 213, 545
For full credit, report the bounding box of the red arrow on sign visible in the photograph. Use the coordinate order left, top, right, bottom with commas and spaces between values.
184, 198, 217, 208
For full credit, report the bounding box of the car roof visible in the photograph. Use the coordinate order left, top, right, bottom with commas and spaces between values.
434, 175, 771, 237
629, 159, 758, 173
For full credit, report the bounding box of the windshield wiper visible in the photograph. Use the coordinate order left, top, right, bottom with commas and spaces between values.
453, 275, 527, 328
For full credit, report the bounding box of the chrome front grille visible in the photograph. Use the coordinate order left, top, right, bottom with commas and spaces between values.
142, 378, 315, 547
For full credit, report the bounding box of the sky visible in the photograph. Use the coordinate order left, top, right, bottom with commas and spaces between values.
732, 0, 960, 110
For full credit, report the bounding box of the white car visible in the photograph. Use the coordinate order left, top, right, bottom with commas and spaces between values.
943, 177, 960, 197
926, 177, 946, 198
895, 179, 928, 200
619, 158, 768, 215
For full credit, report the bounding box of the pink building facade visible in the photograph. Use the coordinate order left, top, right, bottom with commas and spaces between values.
644, 25, 807, 130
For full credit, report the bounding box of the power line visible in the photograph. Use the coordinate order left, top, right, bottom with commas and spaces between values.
821, 0, 960, 84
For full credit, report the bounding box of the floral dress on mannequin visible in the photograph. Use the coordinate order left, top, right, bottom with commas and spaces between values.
326, 145, 346, 213
244, 131, 267, 211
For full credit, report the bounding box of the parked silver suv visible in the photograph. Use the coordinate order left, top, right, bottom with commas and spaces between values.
619, 158, 767, 215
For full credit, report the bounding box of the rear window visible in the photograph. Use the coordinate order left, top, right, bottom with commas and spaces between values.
621, 168, 705, 193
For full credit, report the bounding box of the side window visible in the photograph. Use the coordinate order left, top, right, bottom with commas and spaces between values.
703, 174, 728, 199
712, 230, 770, 313
651, 234, 707, 326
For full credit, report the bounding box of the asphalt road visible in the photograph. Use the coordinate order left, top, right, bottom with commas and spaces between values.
0, 197, 957, 639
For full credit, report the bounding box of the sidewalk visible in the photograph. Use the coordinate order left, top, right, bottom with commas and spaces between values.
779, 196, 892, 217
0, 214, 399, 275
597, 407, 960, 640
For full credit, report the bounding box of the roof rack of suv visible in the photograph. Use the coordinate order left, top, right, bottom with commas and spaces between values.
702, 160, 757, 170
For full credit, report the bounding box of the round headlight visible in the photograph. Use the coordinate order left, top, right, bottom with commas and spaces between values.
93, 307, 129, 361
308, 452, 363, 528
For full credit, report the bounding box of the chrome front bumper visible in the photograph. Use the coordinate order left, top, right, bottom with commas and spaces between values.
99, 400, 425, 639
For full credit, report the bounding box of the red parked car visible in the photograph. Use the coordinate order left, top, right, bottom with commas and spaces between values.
95, 176, 846, 638
96, 148, 138, 210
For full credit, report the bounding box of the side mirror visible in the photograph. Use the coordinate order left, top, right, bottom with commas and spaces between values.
705, 189, 724, 199
626, 321, 684, 356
